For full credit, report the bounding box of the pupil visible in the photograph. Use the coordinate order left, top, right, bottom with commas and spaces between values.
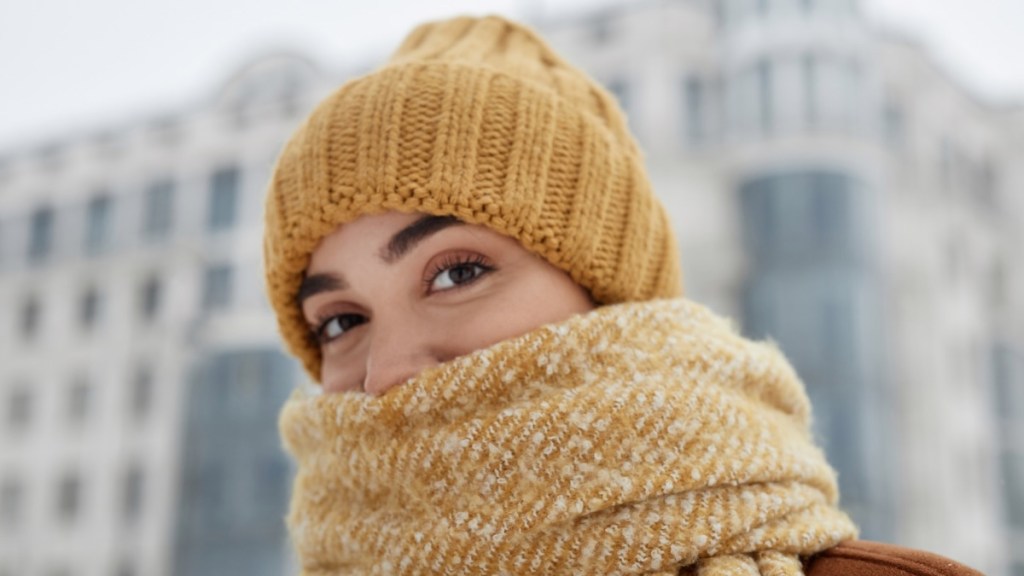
451, 265, 474, 283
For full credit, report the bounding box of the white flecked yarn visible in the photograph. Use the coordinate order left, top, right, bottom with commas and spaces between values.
279, 299, 857, 575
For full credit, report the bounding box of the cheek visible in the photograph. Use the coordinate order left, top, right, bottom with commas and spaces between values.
320, 340, 369, 393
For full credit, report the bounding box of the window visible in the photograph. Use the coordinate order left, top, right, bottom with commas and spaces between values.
202, 264, 234, 311
1, 476, 22, 528
975, 160, 998, 210
845, 61, 862, 127
122, 464, 144, 524
714, 0, 727, 28
130, 365, 154, 422
19, 296, 40, 340
196, 462, 224, 513
992, 345, 1021, 420
810, 173, 848, 246
803, 54, 818, 129
6, 388, 31, 431
685, 77, 704, 144
756, 59, 774, 135
56, 472, 81, 522
821, 294, 854, 363
139, 275, 162, 322
1003, 453, 1024, 528
79, 286, 101, 331
208, 166, 240, 231
940, 137, 953, 192
28, 206, 54, 262
946, 235, 965, 285
740, 170, 860, 262
115, 560, 136, 576
883, 101, 904, 148
67, 379, 91, 425
143, 179, 174, 239
85, 195, 113, 253
990, 259, 1008, 310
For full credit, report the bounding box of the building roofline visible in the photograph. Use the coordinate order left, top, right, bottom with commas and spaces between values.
874, 26, 1024, 114
0, 50, 332, 163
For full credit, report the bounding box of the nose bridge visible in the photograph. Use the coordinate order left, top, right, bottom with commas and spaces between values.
363, 311, 439, 396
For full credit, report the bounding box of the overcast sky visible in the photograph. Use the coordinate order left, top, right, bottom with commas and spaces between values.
0, 0, 1021, 151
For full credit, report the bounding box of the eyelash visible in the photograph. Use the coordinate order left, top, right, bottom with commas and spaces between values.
423, 253, 495, 294
310, 312, 366, 346
308, 253, 496, 346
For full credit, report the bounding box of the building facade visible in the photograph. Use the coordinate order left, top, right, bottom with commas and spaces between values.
0, 1, 1021, 575
541, 1, 1022, 574
0, 54, 331, 576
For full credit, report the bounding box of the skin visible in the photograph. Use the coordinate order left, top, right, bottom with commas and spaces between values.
299, 211, 596, 395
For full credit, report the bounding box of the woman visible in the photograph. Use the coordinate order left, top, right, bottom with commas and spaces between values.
264, 15, 981, 576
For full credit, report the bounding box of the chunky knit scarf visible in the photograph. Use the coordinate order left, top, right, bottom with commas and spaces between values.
279, 299, 857, 575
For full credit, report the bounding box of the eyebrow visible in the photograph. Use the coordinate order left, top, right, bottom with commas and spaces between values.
380, 214, 461, 264
295, 215, 462, 307
296, 272, 347, 306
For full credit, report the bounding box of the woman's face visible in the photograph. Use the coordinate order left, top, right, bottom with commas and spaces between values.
299, 212, 596, 395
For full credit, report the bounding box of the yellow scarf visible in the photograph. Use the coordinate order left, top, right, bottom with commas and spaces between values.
279, 299, 857, 575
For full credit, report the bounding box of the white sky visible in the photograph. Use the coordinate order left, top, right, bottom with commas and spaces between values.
0, 0, 1021, 151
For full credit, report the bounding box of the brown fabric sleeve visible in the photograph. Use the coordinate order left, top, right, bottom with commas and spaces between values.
805, 541, 985, 576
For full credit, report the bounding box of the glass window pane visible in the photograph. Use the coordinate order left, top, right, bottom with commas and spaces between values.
68, 379, 91, 425
131, 365, 154, 422
0, 476, 22, 527
1003, 453, 1024, 528
85, 195, 113, 253
803, 54, 818, 128
143, 179, 175, 239
79, 286, 101, 331
56, 473, 81, 522
20, 296, 40, 340
208, 166, 239, 231
202, 264, 233, 311
139, 276, 162, 322
685, 77, 704, 143
122, 464, 144, 523
28, 206, 54, 261
757, 59, 773, 135
7, 388, 32, 431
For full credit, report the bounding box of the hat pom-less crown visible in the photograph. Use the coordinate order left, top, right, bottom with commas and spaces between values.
264, 15, 683, 381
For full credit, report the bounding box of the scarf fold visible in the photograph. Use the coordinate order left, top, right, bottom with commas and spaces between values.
279, 299, 857, 575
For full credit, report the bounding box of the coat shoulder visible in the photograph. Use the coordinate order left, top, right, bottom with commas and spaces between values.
805, 541, 984, 576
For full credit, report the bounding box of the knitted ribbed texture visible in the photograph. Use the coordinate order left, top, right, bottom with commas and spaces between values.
264, 15, 683, 381
279, 299, 857, 575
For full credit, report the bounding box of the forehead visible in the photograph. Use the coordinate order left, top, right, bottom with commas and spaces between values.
307, 211, 537, 277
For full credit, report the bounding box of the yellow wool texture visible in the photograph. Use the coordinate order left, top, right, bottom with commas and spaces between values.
279, 299, 858, 575
263, 15, 683, 381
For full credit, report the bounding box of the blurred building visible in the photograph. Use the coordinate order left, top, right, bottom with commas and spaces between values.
0, 1, 1021, 576
541, 1, 1023, 574
0, 55, 331, 576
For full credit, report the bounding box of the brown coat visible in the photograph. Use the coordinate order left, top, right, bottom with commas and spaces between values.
806, 541, 984, 576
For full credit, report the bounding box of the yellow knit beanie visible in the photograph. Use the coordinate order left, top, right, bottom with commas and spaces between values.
264, 15, 683, 381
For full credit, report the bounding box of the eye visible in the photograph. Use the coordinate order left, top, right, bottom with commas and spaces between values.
314, 313, 367, 344
427, 254, 494, 293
